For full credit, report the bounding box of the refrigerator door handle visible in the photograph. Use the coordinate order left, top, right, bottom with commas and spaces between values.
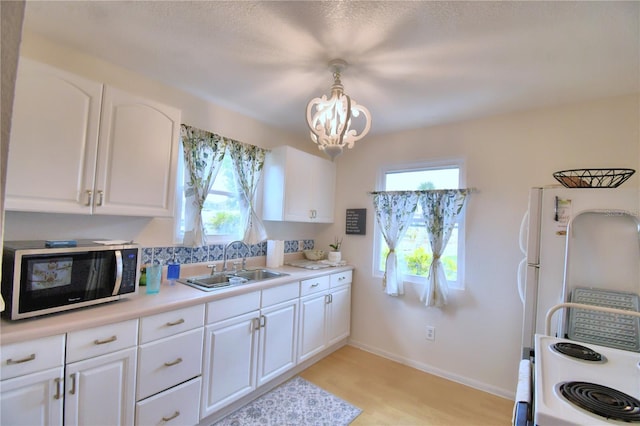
519, 211, 529, 255
517, 258, 527, 304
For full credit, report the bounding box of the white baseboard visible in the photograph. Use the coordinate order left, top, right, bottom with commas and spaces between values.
348, 339, 514, 400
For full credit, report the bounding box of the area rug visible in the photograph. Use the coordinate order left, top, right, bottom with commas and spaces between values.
212, 376, 362, 426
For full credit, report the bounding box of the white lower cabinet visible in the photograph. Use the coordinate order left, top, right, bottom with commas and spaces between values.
64, 347, 137, 426
136, 304, 205, 426
201, 284, 299, 418
298, 271, 352, 362
0, 367, 64, 426
65, 319, 139, 426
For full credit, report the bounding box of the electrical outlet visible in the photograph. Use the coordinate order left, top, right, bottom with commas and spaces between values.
425, 326, 435, 341
298, 240, 305, 251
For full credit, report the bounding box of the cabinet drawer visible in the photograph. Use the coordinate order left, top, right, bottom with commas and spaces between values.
1, 334, 65, 380
136, 377, 201, 426
139, 304, 205, 344
66, 319, 139, 363
300, 275, 330, 297
262, 281, 299, 307
136, 328, 204, 401
206, 291, 261, 324
331, 270, 353, 287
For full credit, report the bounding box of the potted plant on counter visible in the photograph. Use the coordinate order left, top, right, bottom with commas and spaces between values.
328, 237, 343, 263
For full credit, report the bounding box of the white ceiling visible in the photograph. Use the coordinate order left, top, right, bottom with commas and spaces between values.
22, 1, 640, 137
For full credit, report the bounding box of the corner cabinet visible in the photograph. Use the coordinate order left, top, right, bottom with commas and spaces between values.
262, 146, 336, 223
6, 57, 180, 217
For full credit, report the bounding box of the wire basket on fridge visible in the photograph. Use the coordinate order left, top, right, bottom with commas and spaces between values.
553, 168, 635, 188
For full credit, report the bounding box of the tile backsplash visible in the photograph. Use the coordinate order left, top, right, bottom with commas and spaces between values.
142, 239, 315, 266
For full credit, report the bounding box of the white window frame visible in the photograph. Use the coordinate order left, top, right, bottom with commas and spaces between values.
372, 158, 466, 290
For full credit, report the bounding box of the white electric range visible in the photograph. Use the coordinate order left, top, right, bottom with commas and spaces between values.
534, 334, 640, 425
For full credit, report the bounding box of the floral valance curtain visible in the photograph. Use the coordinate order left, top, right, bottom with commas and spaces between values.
180, 124, 227, 247
371, 189, 470, 306
372, 191, 420, 296
227, 139, 268, 245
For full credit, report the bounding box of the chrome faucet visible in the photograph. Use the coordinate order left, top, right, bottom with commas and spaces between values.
223, 240, 250, 272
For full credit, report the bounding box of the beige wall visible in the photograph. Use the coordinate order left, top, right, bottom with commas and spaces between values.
321, 94, 639, 397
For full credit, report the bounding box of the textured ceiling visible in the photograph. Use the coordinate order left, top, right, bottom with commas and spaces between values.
22, 1, 640, 136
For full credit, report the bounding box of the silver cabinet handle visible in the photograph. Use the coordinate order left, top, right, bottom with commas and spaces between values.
310, 283, 319, 288
166, 318, 185, 327
69, 373, 77, 395
164, 357, 183, 367
94, 335, 117, 345
162, 411, 180, 422
85, 190, 93, 206
96, 190, 104, 206
260, 315, 266, 328
252, 317, 261, 332
54, 377, 63, 400
6, 353, 36, 364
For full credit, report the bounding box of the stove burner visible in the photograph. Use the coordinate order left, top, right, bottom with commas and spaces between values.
552, 342, 605, 362
559, 381, 640, 422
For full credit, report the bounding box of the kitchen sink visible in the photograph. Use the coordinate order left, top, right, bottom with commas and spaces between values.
179, 268, 288, 292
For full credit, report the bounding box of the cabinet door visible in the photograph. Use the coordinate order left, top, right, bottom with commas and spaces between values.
281, 147, 314, 222
201, 311, 259, 418
65, 347, 137, 426
6, 57, 102, 214
0, 367, 63, 426
310, 155, 336, 223
327, 284, 351, 346
298, 292, 328, 362
94, 86, 180, 216
257, 299, 298, 386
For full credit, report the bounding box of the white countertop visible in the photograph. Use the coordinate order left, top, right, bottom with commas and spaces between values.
0, 263, 354, 345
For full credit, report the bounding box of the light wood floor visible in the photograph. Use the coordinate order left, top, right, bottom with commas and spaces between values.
300, 345, 513, 426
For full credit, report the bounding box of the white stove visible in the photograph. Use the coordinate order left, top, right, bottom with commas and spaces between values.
534, 334, 640, 425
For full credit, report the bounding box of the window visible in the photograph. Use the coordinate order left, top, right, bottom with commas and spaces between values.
174, 149, 244, 244
374, 159, 466, 289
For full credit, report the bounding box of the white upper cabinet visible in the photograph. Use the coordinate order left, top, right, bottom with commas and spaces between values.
6, 57, 181, 217
262, 145, 336, 223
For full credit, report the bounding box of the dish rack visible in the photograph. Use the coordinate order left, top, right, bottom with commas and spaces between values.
568, 287, 640, 352
553, 168, 635, 188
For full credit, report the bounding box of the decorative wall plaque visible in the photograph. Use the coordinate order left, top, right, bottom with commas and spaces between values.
346, 208, 366, 235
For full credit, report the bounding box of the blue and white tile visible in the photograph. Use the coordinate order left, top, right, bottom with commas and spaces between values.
209, 244, 224, 262
303, 240, 314, 250
192, 246, 208, 264
142, 248, 154, 266
284, 240, 297, 253
174, 246, 192, 264
153, 247, 173, 265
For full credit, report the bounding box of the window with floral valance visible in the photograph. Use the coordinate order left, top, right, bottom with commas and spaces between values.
178, 124, 268, 247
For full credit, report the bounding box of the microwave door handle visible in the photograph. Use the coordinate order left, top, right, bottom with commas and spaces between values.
112, 250, 123, 296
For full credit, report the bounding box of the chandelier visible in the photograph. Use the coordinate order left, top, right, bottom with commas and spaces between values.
306, 59, 372, 160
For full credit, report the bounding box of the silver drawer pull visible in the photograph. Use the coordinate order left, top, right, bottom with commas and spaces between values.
310, 283, 319, 288
164, 357, 183, 367
6, 353, 36, 365
162, 411, 180, 422
166, 318, 185, 327
94, 335, 117, 345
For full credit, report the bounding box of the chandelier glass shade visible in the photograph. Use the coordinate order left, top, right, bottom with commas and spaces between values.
306, 59, 371, 160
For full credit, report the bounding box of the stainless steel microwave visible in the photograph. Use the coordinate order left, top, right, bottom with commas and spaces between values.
1, 240, 140, 320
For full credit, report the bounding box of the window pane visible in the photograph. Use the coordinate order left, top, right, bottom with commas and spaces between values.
203, 155, 243, 238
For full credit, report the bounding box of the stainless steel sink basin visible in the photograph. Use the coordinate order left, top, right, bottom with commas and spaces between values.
234, 269, 286, 281
179, 269, 288, 292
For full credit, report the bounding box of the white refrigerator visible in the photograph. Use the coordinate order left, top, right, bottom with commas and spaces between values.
518, 186, 640, 352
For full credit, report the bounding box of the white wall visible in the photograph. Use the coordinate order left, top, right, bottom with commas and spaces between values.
4, 33, 320, 246
320, 94, 639, 397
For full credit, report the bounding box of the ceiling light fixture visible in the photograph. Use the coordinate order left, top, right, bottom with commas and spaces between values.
306, 59, 372, 160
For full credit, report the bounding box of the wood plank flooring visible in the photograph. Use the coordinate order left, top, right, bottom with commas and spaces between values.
300, 345, 513, 426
